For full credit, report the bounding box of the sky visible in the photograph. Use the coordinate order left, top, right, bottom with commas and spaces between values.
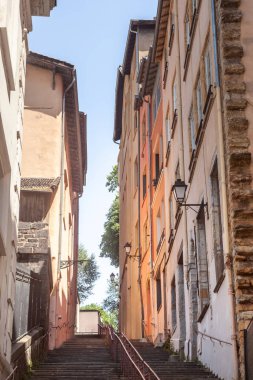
29, 0, 158, 305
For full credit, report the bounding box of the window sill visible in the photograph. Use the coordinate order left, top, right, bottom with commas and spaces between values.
197, 303, 209, 323
168, 24, 175, 56
163, 62, 168, 89
165, 141, 171, 167
157, 304, 162, 313
171, 110, 178, 139
213, 273, 225, 293
156, 228, 165, 256
175, 206, 183, 231
203, 85, 214, 118
168, 229, 175, 255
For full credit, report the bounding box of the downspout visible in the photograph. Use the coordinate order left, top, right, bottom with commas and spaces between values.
210, 2, 239, 378
175, 0, 189, 355
175, 0, 189, 286
147, 98, 155, 341
57, 72, 76, 274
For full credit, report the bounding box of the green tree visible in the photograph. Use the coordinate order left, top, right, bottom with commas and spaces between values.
103, 275, 119, 314
100, 165, 119, 267
77, 245, 100, 303
81, 303, 118, 330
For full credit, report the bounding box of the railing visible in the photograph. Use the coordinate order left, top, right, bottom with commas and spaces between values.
101, 324, 160, 380
10, 331, 49, 380
5, 367, 17, 380
120, 333, 160, 380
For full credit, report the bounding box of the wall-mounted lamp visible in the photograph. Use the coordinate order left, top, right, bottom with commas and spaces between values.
124, 242, 132, 255
172, 179, 208, 214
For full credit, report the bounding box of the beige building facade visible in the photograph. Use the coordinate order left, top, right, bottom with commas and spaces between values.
0, 2, 56, 378
20, 52, 86, 350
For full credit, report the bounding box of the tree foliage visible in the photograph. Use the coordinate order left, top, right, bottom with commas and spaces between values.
100, 165, 119, 267
77, 245, 100, 303
103, 275, 119, 315
105, 165, 118, 193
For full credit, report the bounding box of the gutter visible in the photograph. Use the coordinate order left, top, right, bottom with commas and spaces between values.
57, 72, 76, 274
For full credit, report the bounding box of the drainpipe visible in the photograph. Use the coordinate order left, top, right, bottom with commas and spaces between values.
57, 73, 76, 274
211, 2, 239, 378
147, 98, 155, 340
175, 0, 189, 304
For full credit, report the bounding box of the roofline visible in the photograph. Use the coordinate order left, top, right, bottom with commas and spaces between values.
122, 19, 156, 75
152, 0, 171, 62
113, 67, 124, 142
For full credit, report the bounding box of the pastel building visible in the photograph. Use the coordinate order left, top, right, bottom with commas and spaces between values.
17, 52, 86, 350
0, 2, 56, 378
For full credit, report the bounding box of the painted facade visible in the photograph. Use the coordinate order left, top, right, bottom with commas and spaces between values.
21, 52, 86, 350
114, 1, 253, 379
0, 2, 56, 378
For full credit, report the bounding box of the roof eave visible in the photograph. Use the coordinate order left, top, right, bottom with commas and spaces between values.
152, 0, 171, 63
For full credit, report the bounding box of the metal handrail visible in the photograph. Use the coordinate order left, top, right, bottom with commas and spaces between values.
120, 333, 160, 380
5, 367, 17, 380
115, 333, 145, 380
102, 324, 160, 380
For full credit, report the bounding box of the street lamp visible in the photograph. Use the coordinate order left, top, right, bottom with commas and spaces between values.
110, 272, 116, 282
172, 179, 187, 203
124, 242, 131, 255
172, 179, 208, 214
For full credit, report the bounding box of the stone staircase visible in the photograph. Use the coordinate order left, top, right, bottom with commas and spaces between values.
131, 340, 220, 380
30, 335, 125, 380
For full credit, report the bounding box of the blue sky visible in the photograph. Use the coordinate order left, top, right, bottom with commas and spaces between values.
30, 0, 158, 304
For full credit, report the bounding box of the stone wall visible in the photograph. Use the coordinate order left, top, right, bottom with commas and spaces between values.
217, 1, 253, 378
17, 222, 52, 332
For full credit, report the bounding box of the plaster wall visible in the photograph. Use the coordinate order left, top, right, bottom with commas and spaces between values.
23, 63, 78, 350
0, 2, 28, 377
160, 1, 235, 379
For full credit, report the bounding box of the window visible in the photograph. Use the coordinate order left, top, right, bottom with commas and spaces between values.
156, 210, 161, 246
135, 221, 139, 250
142, 170, 147, 199
175, 161, 180, 180
211, 161, 224, 288
172, 79, 177, 113
134, 111, 139, 133
142, 116, 146, 147
169, 196, 174, 231
196, 76, 203, 125
185, 13, 190, 47
134, 157, 138, 191
196, 205, 209, 317
188, 106, 196, 153
204, 43, 212, 93
155, 153, 160, 182
165, 113, 171, 145
156, 271, 162, 310
153, 74, 161, 121
171, 276, 177, 330
143, 219, 148, 253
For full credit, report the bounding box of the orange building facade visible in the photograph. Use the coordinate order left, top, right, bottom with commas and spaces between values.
114, 1, 253, 379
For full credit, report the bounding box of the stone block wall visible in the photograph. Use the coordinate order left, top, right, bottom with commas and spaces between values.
16, 222, 52, 332
217, 0, 253, 378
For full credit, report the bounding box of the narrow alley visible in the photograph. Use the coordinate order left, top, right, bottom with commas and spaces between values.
0, 1, 253, 380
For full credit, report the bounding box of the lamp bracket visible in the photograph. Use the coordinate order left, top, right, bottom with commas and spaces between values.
60, 259, 88, 269
178, 202, 208, 215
